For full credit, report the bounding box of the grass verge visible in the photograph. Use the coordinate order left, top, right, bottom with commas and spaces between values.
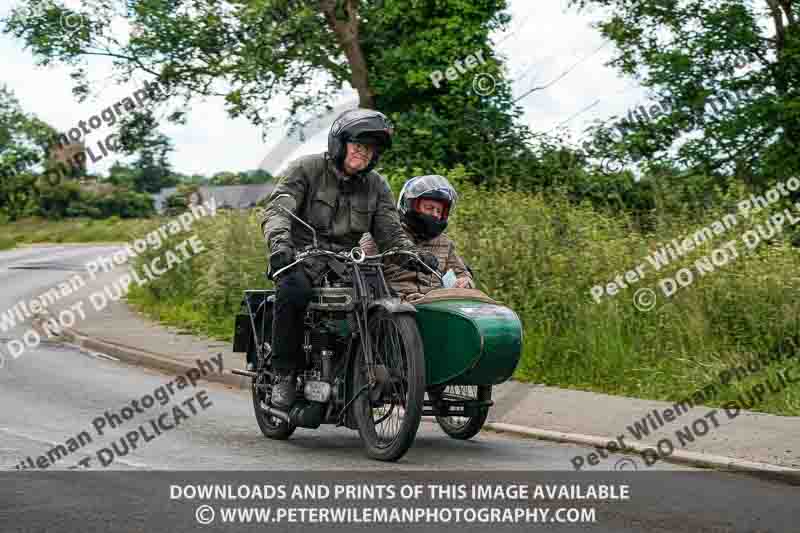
0, 216, 163, 248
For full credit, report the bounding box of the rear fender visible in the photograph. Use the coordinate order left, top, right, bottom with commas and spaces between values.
233, 313, 253, 353
233, 291, 275, 356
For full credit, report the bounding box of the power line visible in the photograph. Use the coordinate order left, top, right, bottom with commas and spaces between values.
513, 40, 610, 103
548, 98, 601, 132
548, 82, 641, 134
513, 57, 541, 86
495, 10, 533, 47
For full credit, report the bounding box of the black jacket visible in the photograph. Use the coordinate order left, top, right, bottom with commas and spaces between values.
261, 153, 415, 282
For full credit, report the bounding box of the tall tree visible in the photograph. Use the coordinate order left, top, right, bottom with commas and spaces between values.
3, 0, 396, 125
571, 0, 800, 186
3, 0, 534, 181
0, 85, 59, 219
115, 110, 178, 193
359, 0, 534, 182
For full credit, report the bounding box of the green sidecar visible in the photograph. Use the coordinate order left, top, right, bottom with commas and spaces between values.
234, 284, 522, 447
411, 289, 523, 440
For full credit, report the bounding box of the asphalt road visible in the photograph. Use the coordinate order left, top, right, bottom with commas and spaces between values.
0, 245, 796, 532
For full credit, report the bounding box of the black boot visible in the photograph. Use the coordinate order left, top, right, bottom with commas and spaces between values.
271, 371, 297, 410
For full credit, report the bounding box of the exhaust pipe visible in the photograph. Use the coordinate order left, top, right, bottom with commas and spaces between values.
259, 401, 323, 428
259, 401, 290, 423
233, 368, 274, 379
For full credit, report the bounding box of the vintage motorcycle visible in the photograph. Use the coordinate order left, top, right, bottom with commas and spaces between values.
232, 209, 523, 462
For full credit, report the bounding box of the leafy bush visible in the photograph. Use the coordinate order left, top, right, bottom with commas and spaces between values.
164, 192, 189, 216
163, 184, 200, 216
36, 182, 155, 219
36, 180, 81, 219
95, 189, 155, 218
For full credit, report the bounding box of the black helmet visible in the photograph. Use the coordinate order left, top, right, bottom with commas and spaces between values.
328, 108, 394, 176
397, 175, 458, 240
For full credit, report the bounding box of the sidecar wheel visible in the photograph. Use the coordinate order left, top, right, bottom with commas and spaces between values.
351, 310, 425, 462
435, 385, 491, 440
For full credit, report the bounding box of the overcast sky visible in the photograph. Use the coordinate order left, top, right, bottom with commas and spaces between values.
1, 0, 646, 177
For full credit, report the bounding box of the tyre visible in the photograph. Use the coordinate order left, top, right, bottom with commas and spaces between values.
435, 385, 491, 440
351, 309, 425, 462
251, 348, 296, 440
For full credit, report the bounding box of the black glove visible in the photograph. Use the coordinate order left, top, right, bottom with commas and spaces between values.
269, 248, 295, 277
404, 251, 439, 273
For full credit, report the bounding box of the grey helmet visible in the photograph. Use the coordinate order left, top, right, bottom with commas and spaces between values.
397, 175, 458, 239
327, 108, 394, 177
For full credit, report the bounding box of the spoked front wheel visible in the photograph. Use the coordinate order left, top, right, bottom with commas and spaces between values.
351, 309, 425, 462
435, 385, 491, 440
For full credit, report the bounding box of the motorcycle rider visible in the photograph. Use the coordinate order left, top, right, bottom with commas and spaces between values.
260, 109, 439, 411
360, 175, 474, 300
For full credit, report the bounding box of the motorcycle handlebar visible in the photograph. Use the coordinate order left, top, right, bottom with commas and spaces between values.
271, 247, 443, 281
268, 205, 442, 281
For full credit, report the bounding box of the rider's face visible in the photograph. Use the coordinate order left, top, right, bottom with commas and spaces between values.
417, 198, 445, 220
343, 142, 375, 174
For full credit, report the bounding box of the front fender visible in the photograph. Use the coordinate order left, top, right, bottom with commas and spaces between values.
342, 298, 416, 430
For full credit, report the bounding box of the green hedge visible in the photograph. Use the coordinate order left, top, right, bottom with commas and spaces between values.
37, 181, 155, 219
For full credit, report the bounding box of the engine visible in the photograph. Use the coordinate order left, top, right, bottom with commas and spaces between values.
298, 320, 344, 407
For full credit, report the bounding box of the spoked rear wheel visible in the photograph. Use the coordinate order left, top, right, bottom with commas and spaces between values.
351, 309, 425, 462
435, 385, 491, 440
251, 348, 296, 440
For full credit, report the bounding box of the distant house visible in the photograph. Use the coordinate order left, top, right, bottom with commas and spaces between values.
152, 184, 274, 213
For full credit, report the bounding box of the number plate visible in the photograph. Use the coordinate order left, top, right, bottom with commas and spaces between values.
304, 381, 331, 403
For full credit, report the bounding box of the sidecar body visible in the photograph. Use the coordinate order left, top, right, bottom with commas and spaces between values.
410, 289, 522, 436
411, 289, 523, 387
